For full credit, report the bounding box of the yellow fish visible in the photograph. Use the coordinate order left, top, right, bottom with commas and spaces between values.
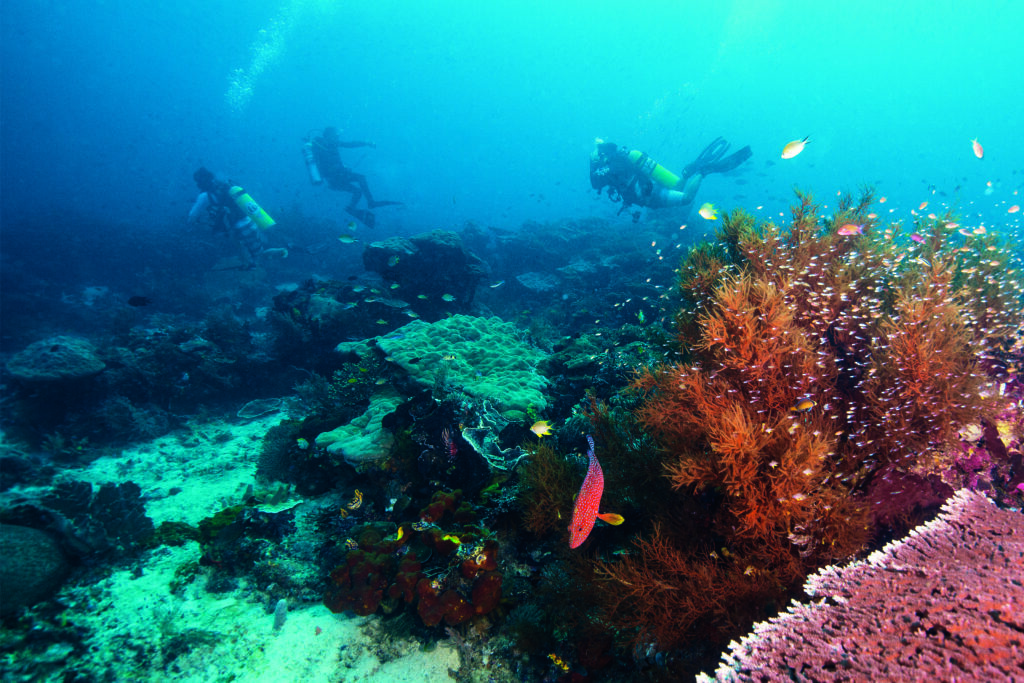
781, 136, 809, 159
548, 654, 570, 673
698, 202, 718, 220
530, 420, 553, 437
346, 489, 363, 510
791, 398, 817, 413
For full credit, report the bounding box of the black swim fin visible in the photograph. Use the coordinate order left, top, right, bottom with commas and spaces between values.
346, 207, 376, 228
701, 145, 752, 174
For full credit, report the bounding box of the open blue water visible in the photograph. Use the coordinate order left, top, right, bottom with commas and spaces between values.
3, 0, 1021, 239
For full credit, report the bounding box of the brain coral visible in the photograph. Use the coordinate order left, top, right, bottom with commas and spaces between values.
377, 315, 548, 417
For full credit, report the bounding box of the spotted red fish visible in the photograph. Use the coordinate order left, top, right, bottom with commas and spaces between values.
569, 435, 624, 548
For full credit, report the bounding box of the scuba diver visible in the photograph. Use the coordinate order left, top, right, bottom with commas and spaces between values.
590, 137, 752, 222
187, 167, 287, 269
304, 126, 401, 228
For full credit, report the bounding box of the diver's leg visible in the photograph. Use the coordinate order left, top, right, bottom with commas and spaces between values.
345, 183, 364, 210
675, 173, 704, 206
235, 219, 263, 268
353, 173, 402, 209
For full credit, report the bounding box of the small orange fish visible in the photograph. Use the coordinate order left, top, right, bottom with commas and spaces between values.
1009, 205, 1020, 214
530, 420, 553, 437
971, 138, 984, 159
918, 201, 928, 211
781, 137, 809, 159
837, 223, 863, 236
879, 196, 887, 203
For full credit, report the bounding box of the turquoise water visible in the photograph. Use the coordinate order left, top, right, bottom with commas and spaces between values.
2, 0, 1021, 234
2, 2, 1023, 680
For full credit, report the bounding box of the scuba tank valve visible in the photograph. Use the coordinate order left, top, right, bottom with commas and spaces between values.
303, 141, 323, 184
229, 186, 276, 230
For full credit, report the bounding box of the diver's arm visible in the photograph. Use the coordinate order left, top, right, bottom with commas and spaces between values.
187, 192, 211, 224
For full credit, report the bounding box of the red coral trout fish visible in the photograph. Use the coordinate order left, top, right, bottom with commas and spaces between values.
569, 435, 624, 548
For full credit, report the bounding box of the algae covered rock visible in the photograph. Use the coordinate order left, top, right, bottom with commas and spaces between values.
363, 230, 486, 308
6, 336, 105, 382
0, 524, 70, 616
377, 315, 548, 416
315, 388, 404, 466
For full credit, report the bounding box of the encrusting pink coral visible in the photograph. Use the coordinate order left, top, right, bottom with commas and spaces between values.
702, 489, 1024, 681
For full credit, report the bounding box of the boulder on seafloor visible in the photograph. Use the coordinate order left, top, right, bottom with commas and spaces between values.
363, 230, 486, 310
5, 336, 105, 383
0, 524, 70, 616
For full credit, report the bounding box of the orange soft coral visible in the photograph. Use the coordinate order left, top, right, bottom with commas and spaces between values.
599, 189, 1024, 654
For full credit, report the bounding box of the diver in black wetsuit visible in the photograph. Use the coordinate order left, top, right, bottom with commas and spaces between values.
590, 137, 752, 222
310, 126, 401, 228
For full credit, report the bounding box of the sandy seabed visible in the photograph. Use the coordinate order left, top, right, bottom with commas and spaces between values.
9, 410, 460, 682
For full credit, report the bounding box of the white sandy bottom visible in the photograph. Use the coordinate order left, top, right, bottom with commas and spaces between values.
52, 413, 459, 682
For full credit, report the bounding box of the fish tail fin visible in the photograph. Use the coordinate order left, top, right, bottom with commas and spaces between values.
597, 513, 625, 526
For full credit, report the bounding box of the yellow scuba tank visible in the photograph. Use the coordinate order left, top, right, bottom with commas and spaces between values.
302, 141, 323, 184
626, 150, 681, 189
229, 186, 276, 230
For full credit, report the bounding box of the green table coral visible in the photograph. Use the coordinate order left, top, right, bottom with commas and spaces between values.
377, 315, 548, 417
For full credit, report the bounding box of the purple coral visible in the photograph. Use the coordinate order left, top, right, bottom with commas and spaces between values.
703, 489, 1024, 681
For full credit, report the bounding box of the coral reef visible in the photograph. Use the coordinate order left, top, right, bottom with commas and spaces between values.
377, 314, 549, 418
517, 443, 576, 537
324, 489, 504, 628
704, 490, 1024, 681
363, 229, 487, 315
315, 387, 404, 466
599, 189, 1022, 655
